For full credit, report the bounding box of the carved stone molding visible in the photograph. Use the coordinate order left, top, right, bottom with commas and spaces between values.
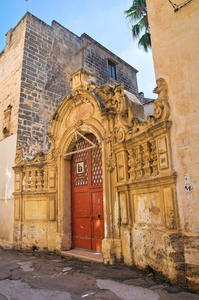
106, 153, 116, 172
15, 143, 25, 165
142, 142, 152, 177
128, 149, 136, 180
134, 145, 144, 179
112, 83, 127, 114
104, 131, 114, 143
150, 140, 158, 175
114, 125, 126, 143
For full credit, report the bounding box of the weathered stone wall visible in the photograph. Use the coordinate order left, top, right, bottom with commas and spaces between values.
0, 16, 26, 141
146, 0, 199, 288
0, 16, 26, 248
15, 13, 140, 156
81, 34, 139, 96
18, 14, 82, 155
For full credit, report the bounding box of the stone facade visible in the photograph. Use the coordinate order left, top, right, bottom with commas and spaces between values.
0, 13, 143, 250
81, 34, 138, 95
1, 7, 198, 291
0, 13, 140, 155
13, 69, 183, 287
18, 15, 82, 155
0, 17, 26, 141
146, 0, 199, 289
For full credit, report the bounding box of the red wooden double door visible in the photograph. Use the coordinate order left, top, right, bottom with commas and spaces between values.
71, 134, 104, 252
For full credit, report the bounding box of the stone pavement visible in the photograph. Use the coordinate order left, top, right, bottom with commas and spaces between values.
0, 248, 198, 300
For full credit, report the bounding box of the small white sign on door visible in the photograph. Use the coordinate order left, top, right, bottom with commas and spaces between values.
77, 162, 84, 174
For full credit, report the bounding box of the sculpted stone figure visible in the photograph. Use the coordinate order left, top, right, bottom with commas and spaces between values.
153, 78, 168, 102
153, 78, 170, 120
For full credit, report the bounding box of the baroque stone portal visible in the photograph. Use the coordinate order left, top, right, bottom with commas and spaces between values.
13, 69, 183, 284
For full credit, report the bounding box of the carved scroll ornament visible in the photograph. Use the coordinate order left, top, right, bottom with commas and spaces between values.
153, 78, 170, 120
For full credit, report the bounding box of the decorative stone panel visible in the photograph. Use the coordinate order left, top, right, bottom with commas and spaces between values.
117, 153, 125, 181
133, 191, 162, 226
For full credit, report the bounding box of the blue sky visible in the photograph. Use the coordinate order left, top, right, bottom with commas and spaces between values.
0, 0, 156, 98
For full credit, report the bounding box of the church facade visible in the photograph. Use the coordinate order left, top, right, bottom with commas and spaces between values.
0, 12, 145, 250
1, 6, 199, 290
13, 68, 180, 283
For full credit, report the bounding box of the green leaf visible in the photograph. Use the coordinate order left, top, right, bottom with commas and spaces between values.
125, 0, 151, 52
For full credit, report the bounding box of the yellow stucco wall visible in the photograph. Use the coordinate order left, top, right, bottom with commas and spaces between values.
146, 0, 199, 288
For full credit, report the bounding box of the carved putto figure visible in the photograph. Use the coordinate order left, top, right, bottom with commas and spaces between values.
153, 78, 168, 102
153, 78, 170, 120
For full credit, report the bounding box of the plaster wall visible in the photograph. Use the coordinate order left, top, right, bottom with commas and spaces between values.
0, 134, 17, 247
143, 102, 154, 119
146, 0, 199, 287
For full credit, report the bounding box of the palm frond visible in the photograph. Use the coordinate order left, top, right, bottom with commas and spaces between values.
138, 32, 151, 52
125, 0, 151, 52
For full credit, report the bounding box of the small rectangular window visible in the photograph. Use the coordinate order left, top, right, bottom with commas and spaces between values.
108, 60, 116, 80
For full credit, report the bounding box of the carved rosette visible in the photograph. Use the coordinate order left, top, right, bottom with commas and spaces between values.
106, 153, 116, 172
104, 131, 114, 144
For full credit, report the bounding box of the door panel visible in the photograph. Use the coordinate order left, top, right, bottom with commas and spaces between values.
92, 219, 104, 252
71, 134, 104, 252
91, 190, 104, 252
72, 217, 92, 250
72, 192, 90, 216
91, 191, 104, 216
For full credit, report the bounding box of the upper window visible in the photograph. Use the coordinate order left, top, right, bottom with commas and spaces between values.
108, 60, 116, 80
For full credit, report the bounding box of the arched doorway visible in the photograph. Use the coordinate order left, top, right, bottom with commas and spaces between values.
71, 133, 104, 252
